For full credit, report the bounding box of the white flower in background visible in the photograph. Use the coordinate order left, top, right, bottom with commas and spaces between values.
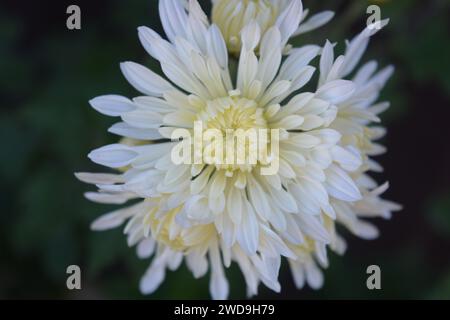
76, 0, 400, 299
211, 0, 334, 54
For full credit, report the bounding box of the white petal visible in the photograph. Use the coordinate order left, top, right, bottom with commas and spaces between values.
310, 128, 342, 147
120, 62, 173, 96
273, 115, 304, 130
88, 144, 138, 168
159, 0, 188, 43
247, 176, 271, 220
371, 65, 395, 89
353, 60, 378, 85
240, 20, 260, 51
289, 261, 305, 289
191, 166, 214, 194
270, 187, 298, 213
207, 24, 228, 69
165, 164, 190, 185
319, 40, 334, 85
340, 19, 389, 77
236, 200, 259, 255
330, 145, 362, 172
290, 183, 321, 216
276, 0, 303, 44
260, 225, 295, 258
209, 171, 227, 199
133, 96, 176, 114
137, 26, 161, 58
316, 80, 356, 105
252, 255, 281, 292
85, 192, 134, 205
140, 264, 166, 295
325, 165, 362, 202
185, 195, 211, 221
168, 252, 183, 271
289, 133, 321, 149
209, 243, 229, 300
294, 210, 330, 243
221, 214, 236, 248
314, 242, 329, 268
90, 210, 127, 231
89, 95, 135, 117
310, 146, 332, 169
209, 193, 226, 215
369, 102, 390, 115
109, 122, 163, 140
186, 250, 208, 278
283, 214, 305, 245
257, 27, 282, 89
132, 142, 176, 169
305, 260, 324, 289
278, 45, 320, 82
163, 110, 196, 127
296, 11, 334, 35
353, 221, 379, 240
227, 186, 243, 225
136, 238, 156, 259
75, 172, 123, 185
278, 158, 296, 179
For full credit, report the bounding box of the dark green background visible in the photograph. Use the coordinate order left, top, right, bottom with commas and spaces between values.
1, 0, 449, 299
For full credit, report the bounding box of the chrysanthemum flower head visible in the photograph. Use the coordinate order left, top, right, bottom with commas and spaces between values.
211, 0, 334, 54
77, 0, 401, 299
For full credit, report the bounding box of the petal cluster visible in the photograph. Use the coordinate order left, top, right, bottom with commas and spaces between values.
77, 0, 400, 299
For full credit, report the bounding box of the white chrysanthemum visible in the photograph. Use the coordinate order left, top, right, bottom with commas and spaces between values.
211, 0, 334, 54
76, 0, 400, 299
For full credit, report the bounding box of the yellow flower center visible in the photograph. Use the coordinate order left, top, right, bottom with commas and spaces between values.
195, 95, 273, 174
199, 96, 267, 131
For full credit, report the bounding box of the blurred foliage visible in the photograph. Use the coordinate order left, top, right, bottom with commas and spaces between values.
0, 0, 449, 299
